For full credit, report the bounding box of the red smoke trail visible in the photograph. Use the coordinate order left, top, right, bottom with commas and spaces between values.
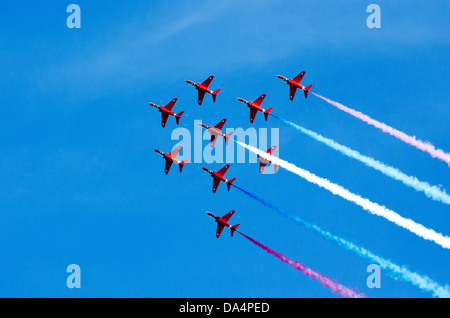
238, 231, 367, 298
312, 92, 450, 166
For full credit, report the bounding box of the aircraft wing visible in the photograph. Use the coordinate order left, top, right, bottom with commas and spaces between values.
170, 146, 183, 158
210, 134, 217, 148
214, 119, 227, 130
198, 90, 206, 105
164, 98, 177, 111
216, 223, 225, 238
212, 177, 221, 193
221, 210, 235, 222
293, 71, 306, 84
267, 145, 277, 155
161, 112, 169, 128
289, 85, 298, 101
164, 158, 173, 175
217, 164, 230, 177
253, 94, 266, 106
201, 75, 214, 88
259, 159, 268, 174
249, 108, 257, 123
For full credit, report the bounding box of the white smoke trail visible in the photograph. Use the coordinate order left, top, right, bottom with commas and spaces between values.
271, 114, 450, 205
232, 139, 450, 250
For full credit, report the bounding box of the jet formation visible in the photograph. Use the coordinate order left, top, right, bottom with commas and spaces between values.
150, 71, 312, 237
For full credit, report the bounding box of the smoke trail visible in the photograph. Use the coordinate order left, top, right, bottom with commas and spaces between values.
311, 92, 450, 167
270, 113, 450, 205
237, 231, 367, 298
233, 184, 450, 298
231, 139, 450, 250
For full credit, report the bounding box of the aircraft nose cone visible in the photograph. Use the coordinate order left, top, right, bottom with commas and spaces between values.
277, 75, 283, 79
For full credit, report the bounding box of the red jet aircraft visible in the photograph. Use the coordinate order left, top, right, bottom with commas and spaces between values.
202, 164, 236, 193
257, 146, 279, 174
186, 75, 221, 105
199, 119, 234, 148
206, 210, 240, 238
154, 146, 188, 175
149, 98, 185, 128
277, 71, 313, 100
237, 94, 273, 123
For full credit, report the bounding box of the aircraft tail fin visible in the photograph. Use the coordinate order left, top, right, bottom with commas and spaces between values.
175, 111, 184, 125
179, 159, 188, 173
264, 107, 273, 121
227, 178, 236, 191
304, 84, 313, 98
231, 224, 240, 237
224, 131, 234, 145
273, 164, 279, 173
212, 88, 221, 103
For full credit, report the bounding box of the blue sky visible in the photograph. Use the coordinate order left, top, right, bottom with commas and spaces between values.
0, 1, 449, 297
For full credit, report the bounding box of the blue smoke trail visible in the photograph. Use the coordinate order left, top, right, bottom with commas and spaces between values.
270, 113, 450, 205
232, 184, 450, 298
